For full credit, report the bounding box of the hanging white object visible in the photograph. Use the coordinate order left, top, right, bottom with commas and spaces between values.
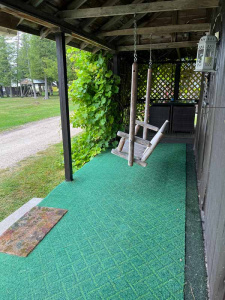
195, 34, 217, 72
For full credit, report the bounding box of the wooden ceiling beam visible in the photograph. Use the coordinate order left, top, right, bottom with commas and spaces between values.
118, 41, 198, 51
100, 23, 211, 37
59, 0, 219, 19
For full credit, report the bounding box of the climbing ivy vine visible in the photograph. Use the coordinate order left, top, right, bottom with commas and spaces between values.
68, 49, 121, 171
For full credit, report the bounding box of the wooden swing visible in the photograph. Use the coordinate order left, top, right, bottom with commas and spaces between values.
111, 21, 169, 167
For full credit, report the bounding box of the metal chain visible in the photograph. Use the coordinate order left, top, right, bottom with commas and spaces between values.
149, 34, 152, 68
134, 13, 137, 62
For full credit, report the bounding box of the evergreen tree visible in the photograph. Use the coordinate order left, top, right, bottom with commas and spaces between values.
0, 32, 77, 98
0, 36, 15, 97
29, 35, 58, 99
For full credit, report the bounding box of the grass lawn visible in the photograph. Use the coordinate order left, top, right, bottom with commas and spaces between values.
0, 96, 76, 132
0, 143, 65, 221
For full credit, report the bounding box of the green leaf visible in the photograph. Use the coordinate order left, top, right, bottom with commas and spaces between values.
105, 70, 113, 78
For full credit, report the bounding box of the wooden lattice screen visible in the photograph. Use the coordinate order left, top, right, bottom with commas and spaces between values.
119, 60, 202, 124
120, 61, 201, 101
138, 63, 176, 100
179, 62, 202, 100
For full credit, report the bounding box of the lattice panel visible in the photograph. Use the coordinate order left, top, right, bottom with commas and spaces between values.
137, 64, 148, 100
119, 60, 202, 125
138, 63, 176, 100
151, 63, 176, 100
179, 62, 202, 100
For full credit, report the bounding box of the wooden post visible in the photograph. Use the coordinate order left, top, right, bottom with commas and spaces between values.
44, 74, 49, 99
128, 62, 138, 166
174, 63, 181, 101
55, 32, 73, 181
143, 68, 152, 140
113, 54, 120, 76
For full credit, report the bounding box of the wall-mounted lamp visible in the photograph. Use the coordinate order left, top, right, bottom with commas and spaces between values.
195, 34, 218, 72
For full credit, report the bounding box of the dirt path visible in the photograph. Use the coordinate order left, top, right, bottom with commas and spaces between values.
0, 116, 82, 169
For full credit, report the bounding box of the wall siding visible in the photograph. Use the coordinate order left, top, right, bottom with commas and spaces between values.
195, 1, 225, 299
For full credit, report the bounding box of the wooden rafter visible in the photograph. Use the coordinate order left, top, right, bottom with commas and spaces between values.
59, 0, 219, 19
0, 0, 115, 51
99, 23, 211, 37
112, 12, 162, 47
30, 0, 45, 8
66, 0, 88, 10
40, 26, 59, 39
80, 0, 145, 50
171, 11, 181, 59
0, 6, 53, 28
39, 0, 88, 39
93, 0, 145, 31
88, 0, 147, 52
117, 41, 198, 51
108, 9, 153, 42
80, 0, 120, 32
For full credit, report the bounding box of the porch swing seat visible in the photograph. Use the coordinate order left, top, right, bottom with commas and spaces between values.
111, 120, 169, 167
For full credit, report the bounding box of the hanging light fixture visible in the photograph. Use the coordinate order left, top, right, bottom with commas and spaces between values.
195, 34, 218, 72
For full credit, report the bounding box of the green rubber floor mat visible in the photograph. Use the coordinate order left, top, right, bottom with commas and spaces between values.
0, 144, 186, 300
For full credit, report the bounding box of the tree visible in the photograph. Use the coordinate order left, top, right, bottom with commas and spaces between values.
18, 33, 37, 97
0, 36, 16, 97
29, 35, 58, 99
0, 32, 76, 98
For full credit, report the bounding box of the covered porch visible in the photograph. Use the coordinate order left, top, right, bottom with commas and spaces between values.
0, 0, 224, 299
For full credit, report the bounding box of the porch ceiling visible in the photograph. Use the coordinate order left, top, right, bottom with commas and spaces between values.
0, 0, 218, 57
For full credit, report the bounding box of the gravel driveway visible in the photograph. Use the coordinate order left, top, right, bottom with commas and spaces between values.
0, 116, 82, 169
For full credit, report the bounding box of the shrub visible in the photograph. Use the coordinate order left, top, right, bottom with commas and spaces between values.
68, 50, 121, 171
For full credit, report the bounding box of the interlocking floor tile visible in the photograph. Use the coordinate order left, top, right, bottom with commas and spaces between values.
0, 144, 186, 299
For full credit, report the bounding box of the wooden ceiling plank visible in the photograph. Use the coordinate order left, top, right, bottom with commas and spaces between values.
113, 12, 162, 46
40, 1, 88, 40
82, 0, 146, 52
66, 0, 88, 10
18, 0, 45, 28
95, 0, 145, 31
118, 41, 198, 51
100, 23, 211, 37
59, 0, 219, 19
106, 12, 159, 47
30, 0, 45, 8
0, 12, 20, 30
81, 0, 120, 32
171, 11, 181, 59
171, 11, 178, 42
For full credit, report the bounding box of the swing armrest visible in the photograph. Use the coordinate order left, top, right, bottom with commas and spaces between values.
135, 120, 159, 132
